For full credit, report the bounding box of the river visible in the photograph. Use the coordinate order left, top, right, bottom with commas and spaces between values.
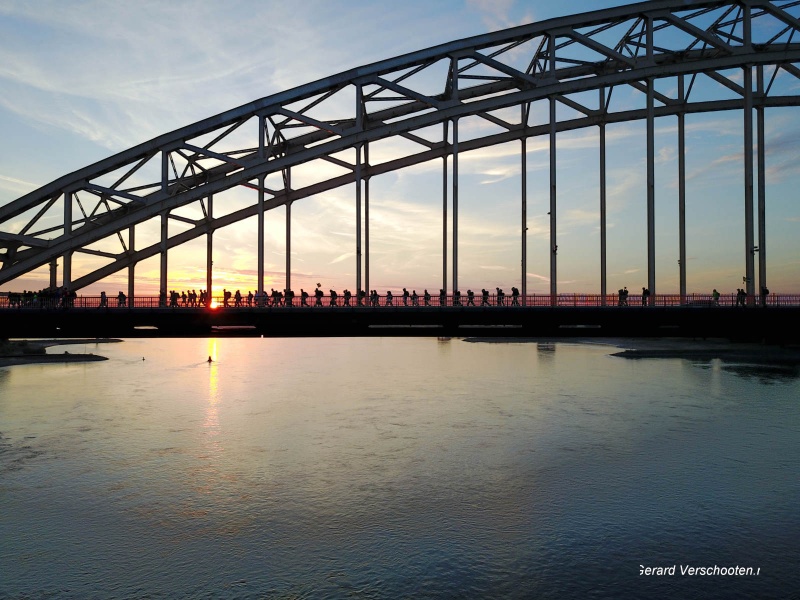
1, 337, 798, 598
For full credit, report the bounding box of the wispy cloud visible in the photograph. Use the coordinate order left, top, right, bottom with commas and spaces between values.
0, 173, 38, 194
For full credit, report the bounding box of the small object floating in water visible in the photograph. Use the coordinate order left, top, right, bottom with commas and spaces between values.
207, 356, 213, 363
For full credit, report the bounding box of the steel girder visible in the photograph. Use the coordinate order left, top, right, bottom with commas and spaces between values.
2, 0, 800, 290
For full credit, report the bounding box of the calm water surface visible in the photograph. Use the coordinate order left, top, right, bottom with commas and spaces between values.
1, 337, 798, 599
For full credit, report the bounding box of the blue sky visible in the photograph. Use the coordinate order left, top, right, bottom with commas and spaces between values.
1, 0, 798, 296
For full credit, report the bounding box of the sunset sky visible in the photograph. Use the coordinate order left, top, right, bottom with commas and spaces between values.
1, 0, 799, 297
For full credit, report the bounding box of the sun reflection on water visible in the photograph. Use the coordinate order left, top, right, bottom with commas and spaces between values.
204, 338, 221, 447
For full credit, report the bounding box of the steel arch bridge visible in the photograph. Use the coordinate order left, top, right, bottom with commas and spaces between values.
2, 0, 800, 304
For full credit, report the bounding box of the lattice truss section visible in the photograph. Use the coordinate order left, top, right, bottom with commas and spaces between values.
2, 0, 800, 289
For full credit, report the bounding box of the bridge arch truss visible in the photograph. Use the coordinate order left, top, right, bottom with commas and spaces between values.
2, 0, 800, 303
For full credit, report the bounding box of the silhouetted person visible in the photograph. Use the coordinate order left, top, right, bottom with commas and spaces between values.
737, 288, 747, 307
330, 290, 338, 307
234, 289, 242, 307
99, 291, 107, 308
466, 290, 475, 306
402, 287, 409, 306
117, 291, 126, 307
386, 291, 393, 306
344, 289, 351, 306
641, 287, 650, 307
453, 290, 461, 306
761, 286, 769, 307
411, 290, 418, 306
496, 288, 504, 306
314, 286, 323, 306
301, 289, 309, 306
712, 288, 720, 306
481, 289, 490, 306
439, 289, 446, 307
423, 289, 431, 306
511, 287, 520, 306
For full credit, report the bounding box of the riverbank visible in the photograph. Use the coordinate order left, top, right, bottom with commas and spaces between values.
0, 339, 120, 368
463, 336, 800, 364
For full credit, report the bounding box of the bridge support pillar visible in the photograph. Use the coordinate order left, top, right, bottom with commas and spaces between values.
647, 76, 656, 299
599, 88, 607, 306
442, 122, 448, 293
744, 64, 756, 301
258, 175, 265, 295
49, 259, 57, 290
285, 168, 292, 293
678, 75, 687, 305
128, 226, 135, 307
207, 195, 213, 302
521, 132, 527, 306
63, 191, 72, 291
452, 117, 459, 296
160, 212, 168, 303
356, 144, 362, 295
757, 65, 767, 298
549, 95, 557, 306
364, 143, 371, 297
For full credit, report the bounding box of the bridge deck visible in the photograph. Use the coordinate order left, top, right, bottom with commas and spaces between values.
1, 304, 797, 342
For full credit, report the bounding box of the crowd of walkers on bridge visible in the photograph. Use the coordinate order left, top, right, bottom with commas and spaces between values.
157, 285, 527, 308
4, 286, 77, 308
1, 283, 782, 309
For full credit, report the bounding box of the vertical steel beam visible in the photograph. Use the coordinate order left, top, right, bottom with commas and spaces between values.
757, 65, 767, 297
744, 65, 755, 299
678, 75, 687, 304
646, 17, 656, 297
452, 117, 459, 295
160, 149, 169, 303
549, 34, 557, 305
599, 87, 607, 306
206, 195, 213, 300
286, 168, 292, 293
744, 6, 756, 301
257, 175, 265, 295
549, 96, 557, 305
521, 130, 528, 305
365, 143, 371, 297
63, 191, 72, 290
647, 77, 656, 297
49, 259, 57, 290
160, 211, 168, 299
161, 150, 169, 193
128, 226, 135, 305
442, 121, 448, 293
258, 115, 266, 160
355, 143, 363, 294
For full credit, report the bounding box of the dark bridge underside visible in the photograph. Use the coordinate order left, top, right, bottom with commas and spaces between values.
2, 307, 797, 342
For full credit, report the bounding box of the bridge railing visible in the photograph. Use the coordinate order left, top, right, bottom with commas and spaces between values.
1, 292, 798, 309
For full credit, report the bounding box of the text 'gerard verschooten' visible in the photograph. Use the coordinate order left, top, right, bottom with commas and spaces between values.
640, 565, 761, 576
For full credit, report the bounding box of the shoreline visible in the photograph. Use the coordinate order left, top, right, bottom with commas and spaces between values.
463, 336, 800, 364
0, 338, 120, 368
0, 353, 109, 368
